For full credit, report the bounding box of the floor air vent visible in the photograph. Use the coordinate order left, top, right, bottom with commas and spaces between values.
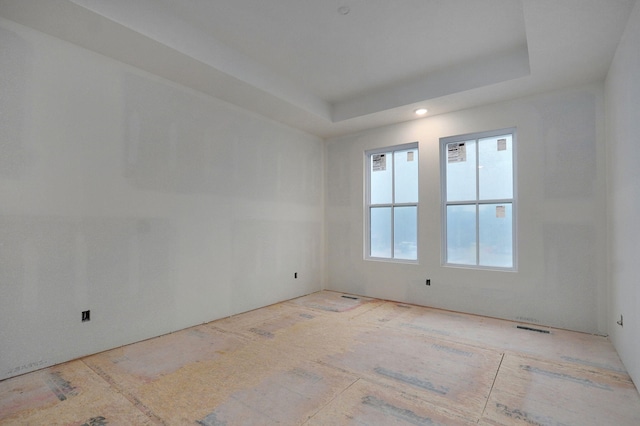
341, 295, 359, 300
517, 325, 550, 334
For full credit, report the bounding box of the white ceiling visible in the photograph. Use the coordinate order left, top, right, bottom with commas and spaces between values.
0, 0, 636, 138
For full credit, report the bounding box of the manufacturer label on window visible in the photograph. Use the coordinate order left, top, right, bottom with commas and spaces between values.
447, 143, 466, 163
372, 154, 386, 171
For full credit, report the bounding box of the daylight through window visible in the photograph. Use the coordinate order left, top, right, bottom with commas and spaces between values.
441, 129, 516, 269
366, 143, 419, 261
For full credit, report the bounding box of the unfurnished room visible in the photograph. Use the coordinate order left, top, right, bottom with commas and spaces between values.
1, 0, 639, 425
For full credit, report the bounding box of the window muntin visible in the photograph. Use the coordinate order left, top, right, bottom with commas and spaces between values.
441, 129, 516, 270
366, 143, 418, 262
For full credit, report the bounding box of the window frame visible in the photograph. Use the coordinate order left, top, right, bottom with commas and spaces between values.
365, 142, 419, 263
440, 128, 517, 271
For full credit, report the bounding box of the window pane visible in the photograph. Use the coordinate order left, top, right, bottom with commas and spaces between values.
370, 207, 391, 258
479, 135, 513, 200
395, 149, 418, 203
479, 203, 513, 268
394, 206, 417, 260
446, 205, 476, 265
446, 140, 476, 202
370, 152, 392, 204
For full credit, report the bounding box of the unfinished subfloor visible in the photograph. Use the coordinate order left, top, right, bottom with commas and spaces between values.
2, 291, 639, 425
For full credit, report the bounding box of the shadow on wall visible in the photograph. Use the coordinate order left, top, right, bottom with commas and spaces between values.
543, 223, 597, 329
230, 219, 323, 309
0, 215, 177, 329
121, 73, 323, 205
0, 27, 34, 179
534, 91, 598, 199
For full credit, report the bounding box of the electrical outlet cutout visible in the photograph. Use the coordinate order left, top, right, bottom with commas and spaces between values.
617, 315, 623, 327
82, 310, 90, 322
294, 272, 298, 279
426, 279, 431, 286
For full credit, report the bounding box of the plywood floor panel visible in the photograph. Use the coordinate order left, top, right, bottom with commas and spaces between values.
210, 305, 324, 342
127, 344, 357, 424
479, 353, 640, 426
285, 291, 384, 315
307, 379, 478, 425
320, 326, 504, 419
210, 302, 315, 334
0, 361, 154, 425
355, 300, 627, 373
82, 325, 248, 395
194, 360, 358, 425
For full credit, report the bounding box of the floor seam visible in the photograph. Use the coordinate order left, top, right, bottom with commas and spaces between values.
81, 359, 168, 425
302, 375, 361, 425
478, 352, 505, 423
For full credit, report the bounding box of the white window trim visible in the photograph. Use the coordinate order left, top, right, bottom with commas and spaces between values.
440, 128, 517, 271
365, 142, 419, 263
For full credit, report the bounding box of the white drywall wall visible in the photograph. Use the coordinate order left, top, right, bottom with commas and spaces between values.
606, 0, 640, 388
326, 83, 607, 335
0, 17, 324, 381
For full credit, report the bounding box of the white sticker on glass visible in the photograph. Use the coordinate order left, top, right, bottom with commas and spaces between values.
372, 154, 386, 171
448, 143, 466, 163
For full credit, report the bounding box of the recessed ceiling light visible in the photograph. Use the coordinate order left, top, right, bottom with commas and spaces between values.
415, 108, 428, 115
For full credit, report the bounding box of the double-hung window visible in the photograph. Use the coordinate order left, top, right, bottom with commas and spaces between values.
366, 143, 418, 261
441, 129, 516, 270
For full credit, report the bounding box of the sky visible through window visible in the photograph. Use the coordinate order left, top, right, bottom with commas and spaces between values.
444, 133, 514, 268
369, 146, 418, 261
